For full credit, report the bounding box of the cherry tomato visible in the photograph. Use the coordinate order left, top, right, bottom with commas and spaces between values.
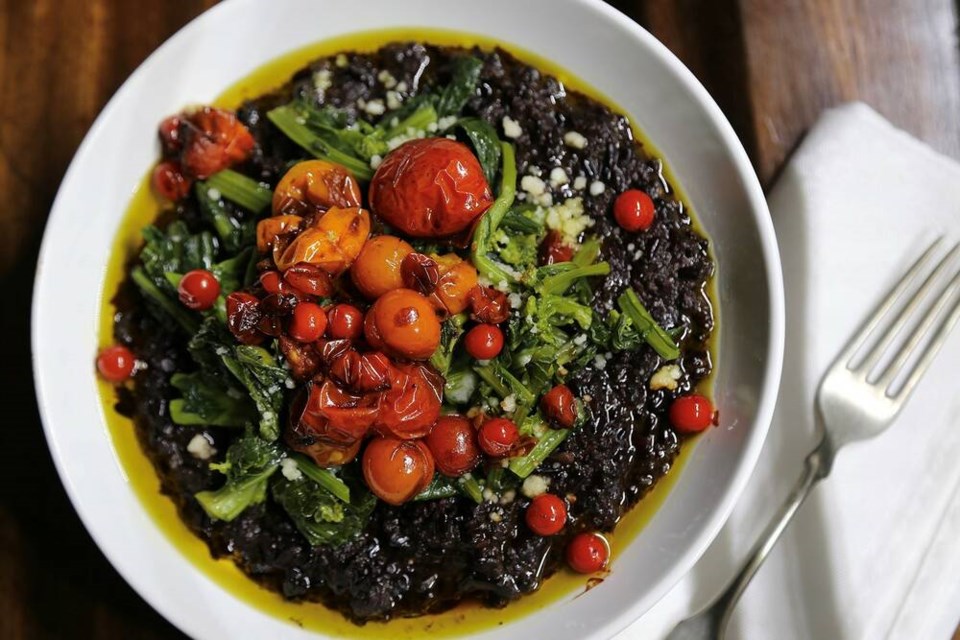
256, 214, 303, 255
467, 286, 510, 324
275, 206, 371, 275
370, 138, 493, 238
613, 189, 656, 232
351, 235, 414, 299
362, 437, 435, 505
477, 418, 519, 458
226, 292, 263, 345
464, 324, 504, 360
96, 345, 136, 382
566, 532, 610, 574
289, 302, 327, 342
303, 380, 379, 443
284, 262, 334, 297
177, 269, 220, 311
331, 351, 394, 393
525, 493, 568, 536
326, 304, 364, 340
179, 106, 255, 179
272, 159, 362, 216
540, 384, 578, 428
375, 363, 443, 439
424, 415, 481, 477
668, 394, 715, 434
278, 335, 321, 380
286, 389, 362, 466
401, 253, 441, 295
430, 254, 478, 315
152, 161, 192, 201
539, 230, 575, 265
158, 115, 183, 155
295, 439, 361, 468
365, 289, 441, 360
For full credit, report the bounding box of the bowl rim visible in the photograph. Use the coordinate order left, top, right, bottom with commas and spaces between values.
31, 0, 785, 637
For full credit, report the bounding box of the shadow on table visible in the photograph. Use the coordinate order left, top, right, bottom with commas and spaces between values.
0, 238, 186, 640
675, 162, 846, 639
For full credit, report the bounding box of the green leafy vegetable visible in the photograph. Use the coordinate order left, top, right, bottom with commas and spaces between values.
187, 317, 236, 384
617, 288, 681, 360
414, 475, 460, 501
508, 429, 570, 478
195, 434, 283, 521
169, 372, 254, 427
537, 262, 611, 296
470, 142, 518, 285
195, 183, 256, 253
266, 104, 375, 181
429, 313, 467, 375
435, 56, 483, 117
273, 475, 376, 546
222, 346, 288, 441
456, 117, 501, 186
291, 454, 351, 503
131, 266, 199, 333
204, 169, 273, 214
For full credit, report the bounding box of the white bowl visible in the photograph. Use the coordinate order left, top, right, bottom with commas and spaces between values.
32, 0, 784, 638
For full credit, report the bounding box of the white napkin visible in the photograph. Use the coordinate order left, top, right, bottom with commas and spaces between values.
617, 102, 960, 640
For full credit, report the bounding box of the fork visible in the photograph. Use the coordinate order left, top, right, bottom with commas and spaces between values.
666, 238, 960, 640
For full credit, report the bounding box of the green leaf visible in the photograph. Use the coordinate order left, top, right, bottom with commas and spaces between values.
436, 56, 483, 117
222, 346, 288, 441
537, 262, 610, 296
429, 313, 467, 376
266, 104, 374, 181
204, 169, 273, 214
291, 454, 351, 503
456, 117, 501, 186
195, 434, 283, 521
131, 266, 199, 333
508, 429, 570, 478
195, 183, 256, 253
617, 288, 681, 360
470, 142, 518, 285
273, 476, 376, 547
169, 372, 254, 427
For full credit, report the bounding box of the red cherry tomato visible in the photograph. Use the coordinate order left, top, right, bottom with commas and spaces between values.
179, 106, 255, 179
375, 363, 443, 440
158, 115, 183, 155
177, 269, 220, 311
539, 230, 575, 265
540, 384, 578, 428
613, 189, 656, 232
424, 415, 481, 477
525, 493, 568, 536
303, 380, 379, 443
467, 286, 510, 324
370, 138, 493, 238
566, 532, 610, 574
362, 437, 435, 505
152, 161, 192, 201
96, 345, 136, 382
464, 324, 504, 360
326, 304, 364, 340
225, 292, 263, 345
289, 302, 327, 342
283, 262, 334, 297
477, 418, 519, 458
668, 394, 715, 434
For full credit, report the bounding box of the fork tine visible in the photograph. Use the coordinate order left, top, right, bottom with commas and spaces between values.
836, 237, 944, 369
890, 276, 960, 403
879, 265, 960, 390
855, 241, 960, 375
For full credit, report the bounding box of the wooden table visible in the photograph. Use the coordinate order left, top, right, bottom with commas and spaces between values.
2, 1, 958, 637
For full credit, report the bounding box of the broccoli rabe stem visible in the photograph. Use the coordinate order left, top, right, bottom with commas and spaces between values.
131, 267, 199, 333
203, 169, 273, 213
508, 429, 571, 478
471, 142, 518, 285
267, 105, 374, 180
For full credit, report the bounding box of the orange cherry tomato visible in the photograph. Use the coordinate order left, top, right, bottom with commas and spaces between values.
375, 363, 443, 440
669, 394, 715, 434
256, 215, 304, 254
424, 415, 481, 477
566, 532, 610, 574
177, 269, 220, 311
429, 254, 478, 315
613, 189, 656, 232
152, 161, 192, 201
296, 439, 361, 468
362, 437, 435, 505
275, 206, 371, 274
272, 159, 362, 216
365, 289, 441, 360
96, 345, 136, 382
540, 384, 578, 428
289, 302, 327, 342
178, 106, 255, 179
477, 418, 519, 458
464, 324, 504, 360
326, 304, 365, 340
370, 138, 493, 238
525, 493, 568, 536
350, 235, 414, 299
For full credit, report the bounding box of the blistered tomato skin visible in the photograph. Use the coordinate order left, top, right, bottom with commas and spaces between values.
362, 438, 435, 505
375, 363, 443, 440
566, 532, 610, 574
525, 494, 568, 536
370, 138, 494, 238
179, 106, 255, 179
275, 206, 371, 274
425, 415, 481, 477
178, 269, 220, 311
366, 289, 441, 360
272, 159, 363, 215
478, 418, 519, 458
351, 235, 414, 299
669, 394, 715, 434
226, 292, 264, 345
152, 161, 192, 201
429, 254, 478, 315
97, 345, 136, 382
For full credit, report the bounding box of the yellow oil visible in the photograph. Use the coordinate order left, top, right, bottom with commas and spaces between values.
98, 27, 711, 638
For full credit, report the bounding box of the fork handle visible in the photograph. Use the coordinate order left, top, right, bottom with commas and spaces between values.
708, 441, 830, 638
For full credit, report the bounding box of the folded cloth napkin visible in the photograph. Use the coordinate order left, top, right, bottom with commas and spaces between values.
617, 102, 960, 640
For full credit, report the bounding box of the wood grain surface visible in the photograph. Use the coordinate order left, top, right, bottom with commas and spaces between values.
2, 1, 958, 637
